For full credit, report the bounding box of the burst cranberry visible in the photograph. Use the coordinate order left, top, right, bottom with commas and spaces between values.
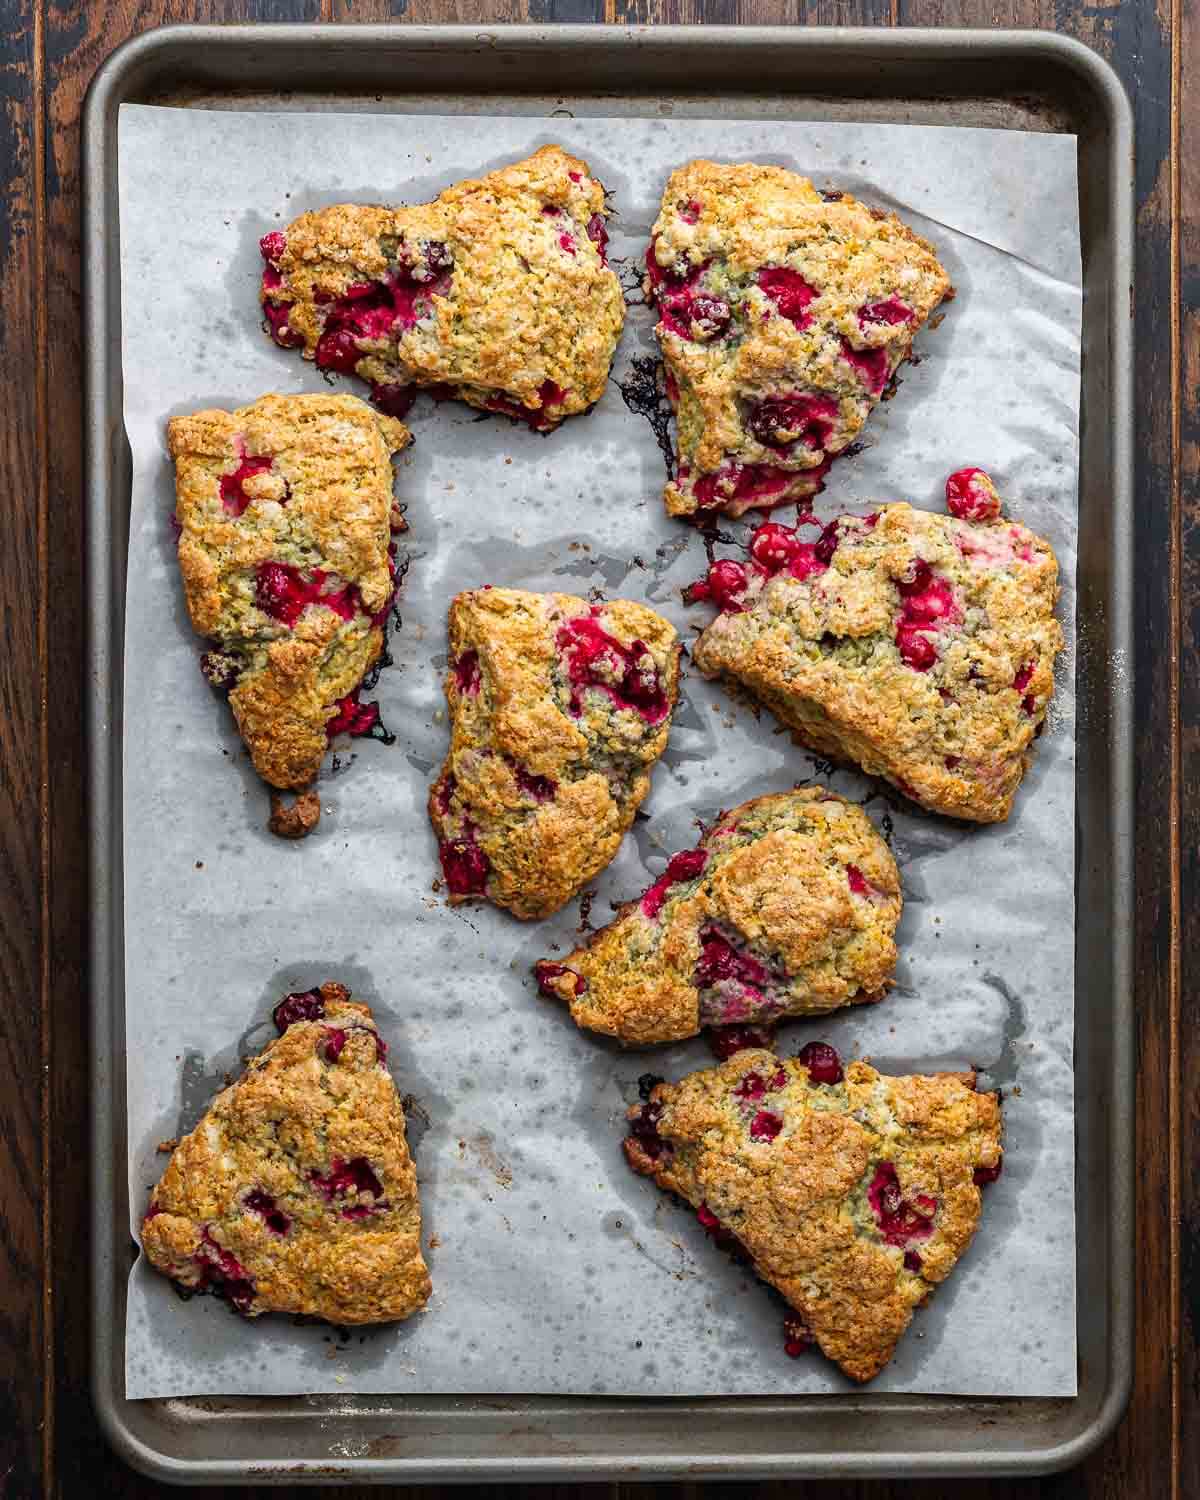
692, 462, 802, 512
194, 1233, 257, 1313
244, 1189, 291, 1236
903, 1249, 923, 1272
219, 454, 274, 518
439, 833, 490, 896
678, 199, 701, 224
693, 559, 750, 612
322, 1027, 347, 1062
974, 1161, 1003, 1186
750, 1110, 782, 1142
694, 929, 768, 990
846, 864, 869, 895
534, 961, 587, 997
640, 847, 708, 919
896, 624, 938, 672
325, 690, 381, 740
453, 650, 482, 695
944, 754, 961, 769
586, 213, 609, 265
200, 651, 239, 693
945, 466, 1002, 522
733, 1070, 767, 1102
628, 1100, 668, 1158
813, 517, 845, 565
750, 522, 803, 571
747, 393, 836, 452
370, 381, 417, 419
272, 989, 326, 1031
1013, 661, 1034, 693
255, 562, 358, 628
867, 1161, 938, 1246
259, 230, 287, 264
796, 1040, 843, 1084
696, 1202, 721, 1231
757, 266, 818, 328
688, 294, 731, 339
858, 297, 913, 326
557, 614, 669, 723
309, 1157, 386, 1216
783, 1314, 815, 1356
558, 232, 577, 256
420, 240, 454, 277
708, 1023, 776, 1059
314, 327, 363, 374
263, 299, 304, 348
840, 338, 890, 393
515, 766, 557, 802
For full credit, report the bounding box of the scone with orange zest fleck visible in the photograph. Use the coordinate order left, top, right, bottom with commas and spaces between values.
260, 145, 624, 431
687, 471, 1063, 822
430, 587, 681, 920
645, 160, 952, 518
535, 789, 900, 1046
140, 982, 431, 1326
168, 392, 409, 808
624, 1043, 1003, 1382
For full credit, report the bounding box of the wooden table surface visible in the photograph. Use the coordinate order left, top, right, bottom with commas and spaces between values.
0, 0, 1188, 1496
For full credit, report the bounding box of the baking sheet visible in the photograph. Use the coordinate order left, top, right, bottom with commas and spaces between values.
118, 105, 1080, 1401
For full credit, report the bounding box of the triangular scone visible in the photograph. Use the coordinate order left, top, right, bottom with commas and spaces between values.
688, 475, 1063, 822
644, 160, 952, 519
430, 588, 681, 920
141, 982, 431, 1325
168, 392, 409, 796
624, 1047, 1002, 1382
260, 146, 624, 431
536, 789, 900, 1045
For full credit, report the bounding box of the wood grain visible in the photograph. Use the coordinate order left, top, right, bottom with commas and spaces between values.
0, 0, 1178, 1495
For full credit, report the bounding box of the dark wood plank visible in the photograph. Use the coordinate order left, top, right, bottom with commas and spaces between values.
30, 2, 1180, 1499
0, 0, 47, 1491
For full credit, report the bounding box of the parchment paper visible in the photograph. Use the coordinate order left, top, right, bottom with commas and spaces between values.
118, 105, 1080, 1400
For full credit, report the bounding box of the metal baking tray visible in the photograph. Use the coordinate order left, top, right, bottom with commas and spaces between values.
84, 22, 1134, 1484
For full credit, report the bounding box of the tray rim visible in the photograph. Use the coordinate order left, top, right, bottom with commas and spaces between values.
83, 20, 1135, 1485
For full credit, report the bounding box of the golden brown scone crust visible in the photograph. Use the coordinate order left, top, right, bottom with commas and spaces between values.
168, 392, 410, 790
645, 160, 952, 518
141, 983, 431, 1326
430, 587, 681, 920
261, 146, 625, 429
625, 1051, 1002, 1382
536, 789, 900, 1045
690, 501, 1063, 822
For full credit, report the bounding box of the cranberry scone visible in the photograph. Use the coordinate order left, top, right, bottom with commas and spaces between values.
169, 392, 409, 800
535, 789, 900, 1046
624, 1043, 1003, 1382
686, 471, 1064, 822
260, 145, 624, 431
140, 982, 431, 1325
430, 588, 681, 920
645, 160, 952, 519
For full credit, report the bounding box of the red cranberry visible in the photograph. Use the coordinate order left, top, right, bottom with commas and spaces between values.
244, 1189, 291, 1236
259, 230, 287, 264
858, 297, 912, 326
558, 232, 577, 256
272, 989, 326, 1031
1012, 661, 1034, 693
733, 1070, 767, 1102
453, 650, 482, 695
707, 1023, 776, 1060
846, 864, 869, 896
694, 928, 768, 990
749, 521, 804, 572
309, 1157, 386, 1217
263, 299, 304, 349
556, 614, 669, 724
747, 393, 836, 452
322, 1027, 347, 1063
903, 1249, 923, 1272
696, 1202, 721, 1231
195, 1232, 256, 1313
534, 961, 587, 997
219, 454, 274, 518
783, 1313, 816, 1356
692, 461, 803, 512
439, 833, 490, 896
945, 466, 1002, 522
867, 1161, 938, 1246
974, 1162, 1003, 1186
420, 240, 454, 278
796, 1040, 843, 1084
840, 338, 889, 394
678, 199, 701, 224
896, 624, 938, 671
586, 213, 609, 265
689, 294, 732, 338
325, 690, 381, 741
813, 517, 844, 565
699, 559, 751, 612
314, 327, 363, 374
370, 381, 417, 419
640, 846, 707, 919
255, 562, 359, 629
750, 1110, 782, 1142
757, 266, 818, 328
